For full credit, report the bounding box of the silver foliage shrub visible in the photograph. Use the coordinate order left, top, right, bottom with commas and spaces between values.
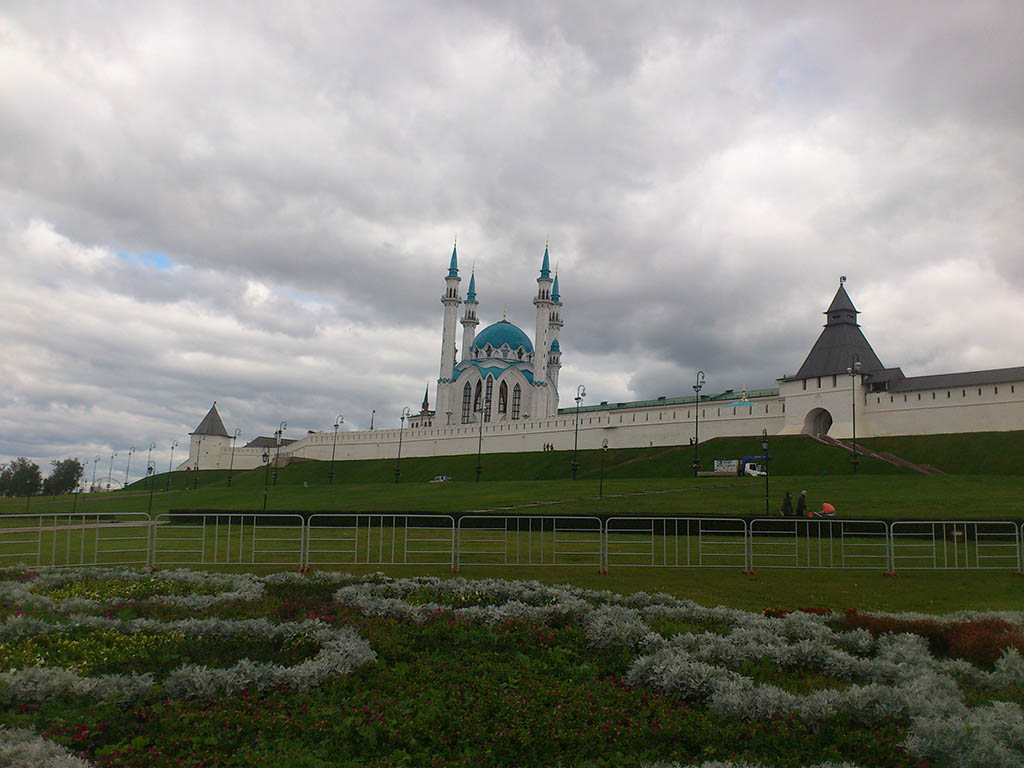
0, 727, 97, 768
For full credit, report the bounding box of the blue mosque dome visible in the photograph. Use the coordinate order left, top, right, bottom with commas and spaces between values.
471, 320, 534, 353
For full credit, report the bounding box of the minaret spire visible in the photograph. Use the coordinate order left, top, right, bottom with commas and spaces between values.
461, 268, 479, 362
438, 241, 463, 419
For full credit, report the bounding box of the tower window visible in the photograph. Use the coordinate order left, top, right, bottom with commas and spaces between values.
817, 377, 821, 389
802, 380, 807, 390
832, 375, 837, 387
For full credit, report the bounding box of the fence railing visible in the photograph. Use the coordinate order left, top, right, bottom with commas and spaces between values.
152, 513, 305, 567
748, 519, 889, 570
0, 513, 153, 569
2, 513, 1023, 573
604, 517, 747, 568
306, 514, 455, 567
889, 521, 1021, 570
456, 516, 602, 568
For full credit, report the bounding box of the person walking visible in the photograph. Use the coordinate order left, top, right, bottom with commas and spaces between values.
780, 490, 794, 517
796, 490, 808, 517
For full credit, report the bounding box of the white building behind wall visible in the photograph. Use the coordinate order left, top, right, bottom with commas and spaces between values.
180, 265, 1024, 472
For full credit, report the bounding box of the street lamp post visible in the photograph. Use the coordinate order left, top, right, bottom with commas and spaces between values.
395, 407, 411, 483
572, 384, 586, 480
600, 439, 609, 498
474, 396, 489, 483
693, 371, 705, 477
846, 355, 862, 474
193, 435, 202, 489
262, 450, 271, 511
91, 455, 100, 493
145, 442, 156, 489
124, 447, 135, 490
167, 440, 178, 491
227, 429, 242, 486
329, 414, 344, 484
273, 422, 287, 486
761, 429, 770, 516
446, 410, 453, 426
146, 462, 157, 515
370, 410, 375, 431
106, 451, 117, 492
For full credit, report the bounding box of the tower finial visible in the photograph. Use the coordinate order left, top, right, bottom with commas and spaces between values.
840, 275, 847, 284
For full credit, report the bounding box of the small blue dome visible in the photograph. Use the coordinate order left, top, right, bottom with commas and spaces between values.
472, 320, 534, 353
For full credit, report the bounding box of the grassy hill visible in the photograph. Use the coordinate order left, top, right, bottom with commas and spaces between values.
861, 431, 1024, 474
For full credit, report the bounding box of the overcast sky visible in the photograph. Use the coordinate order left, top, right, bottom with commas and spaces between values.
2, 1, 1023, 483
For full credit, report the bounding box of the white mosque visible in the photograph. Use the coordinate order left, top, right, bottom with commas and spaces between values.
179, 249, 1024, 473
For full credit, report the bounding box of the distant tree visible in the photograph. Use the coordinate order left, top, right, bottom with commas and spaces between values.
43, 458, 84, 495
1, 457, 43, 497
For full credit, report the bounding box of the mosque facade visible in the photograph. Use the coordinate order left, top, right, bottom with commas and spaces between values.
180, 258, 1024, 473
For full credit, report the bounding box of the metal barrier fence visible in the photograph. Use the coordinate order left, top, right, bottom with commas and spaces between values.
306, 514, 455, 566
748, 519, 889, 570
456, 516, 602, 568
889, 521, 1021, 570
0, 513, 152, 568
152, 513, 305, 567
1, 512, 1023, 572
604, 517, 747, 569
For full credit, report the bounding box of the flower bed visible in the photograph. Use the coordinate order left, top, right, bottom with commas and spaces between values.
0, 568, 1021, 767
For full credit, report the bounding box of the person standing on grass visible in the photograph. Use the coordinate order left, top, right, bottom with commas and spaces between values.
796, 490, 808, 517
780, 490, 794, 517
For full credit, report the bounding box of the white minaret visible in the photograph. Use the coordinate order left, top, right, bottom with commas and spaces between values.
548, 273, 563, 398
460, 270, 479, 362
437, 242, 462, 418
532, 243, 554, 418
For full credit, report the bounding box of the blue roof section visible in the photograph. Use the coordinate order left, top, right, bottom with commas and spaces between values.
466, 272, 477, 302
538, 245, 551, 281
447, 244, 459, 278
471, 320, 534, 353
454, 359, 535, 385
552, 274, 560, 302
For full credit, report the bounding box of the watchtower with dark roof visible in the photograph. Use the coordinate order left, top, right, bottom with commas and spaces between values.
789, 280, 885, 382
186, 401, 232, 472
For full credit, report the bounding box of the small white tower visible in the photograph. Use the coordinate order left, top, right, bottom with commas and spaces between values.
460, 271, 479, 362
437, 242, 462, 418
532, 243, 554, 418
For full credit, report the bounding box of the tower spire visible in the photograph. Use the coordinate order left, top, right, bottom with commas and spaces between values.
448, 238, 459, 278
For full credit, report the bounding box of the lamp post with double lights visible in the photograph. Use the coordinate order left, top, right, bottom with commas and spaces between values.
106, 451, 117, 492
227, 429, 242, 487
846, 354, 862, 474
600, 439, 609, 498
124, 447, 135, 490
394, 407, 411, 483
193, 436, 202, 489
370, 410, 375, 431
446, 410, 453, 426
329, 414, 344, 484
273, 422, 287, 486
572, 384, 586, 480
761, 429, 770, 516
167, 440, 178, 491
261, 450, 271, 511
692, 371, 705, 477
146, 462, 157, 515
91, 456, 101, 493
474, 395, 490, 483
145, 443, 156, 489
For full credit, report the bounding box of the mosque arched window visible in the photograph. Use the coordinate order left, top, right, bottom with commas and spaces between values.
484, 377, 494, 422
517, 349, 523, 360
499, 381, 509, 414
462, 383, 472, 424
473, 380, 483, 414
511, 384, 521, 420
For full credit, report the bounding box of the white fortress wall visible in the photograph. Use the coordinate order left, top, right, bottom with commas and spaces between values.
861, 380, 1024, 437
